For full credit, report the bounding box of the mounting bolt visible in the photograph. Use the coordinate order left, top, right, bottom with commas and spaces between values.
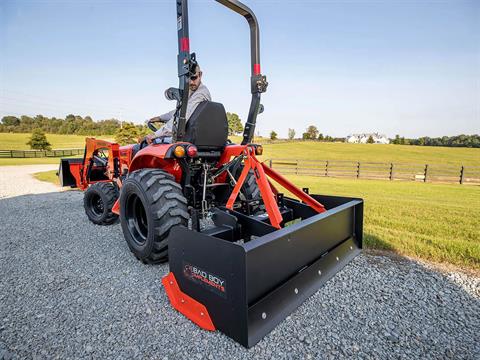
336, 256, 339, 261
294, 288, 299, 294
169, 281, 173, 285
318, 270, 322, 276
262, 312, 267, 320
200, 312, 204, 316
181, 299, 185, 303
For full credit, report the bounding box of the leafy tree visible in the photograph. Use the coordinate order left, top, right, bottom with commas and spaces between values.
318, 133, 324, 141
391, 134, 401, 144
270, 131, 278, 140
302, 125, 319, 140
115, 123, 140, 145
2, 116, 20, 126
288, 128, 296, 140
26, 129, 52, 150
367, 135, 374, 144
136, 124, 150, 137
226, 112, 243, 135
65, 114, 76, 122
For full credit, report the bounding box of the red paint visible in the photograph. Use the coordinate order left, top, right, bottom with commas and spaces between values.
253, 63, 261, 75
180, 37, 190, 52
128, 143, 183, 182
112, 199, 120, 215
226, 146, 326, 228
162, 273, 215, 331
262, 163, 326, 214
226, 148, 283, 228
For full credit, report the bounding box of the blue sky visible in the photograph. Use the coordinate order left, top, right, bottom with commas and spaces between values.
1, 0, 478, 138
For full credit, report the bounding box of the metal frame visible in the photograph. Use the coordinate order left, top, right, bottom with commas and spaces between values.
173, 0, 267, 144
167, 195, 364, 347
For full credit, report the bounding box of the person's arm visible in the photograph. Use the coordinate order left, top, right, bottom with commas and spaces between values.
154, 118, 173, 137
158, 109, 176, 122
149, 110, 175, 138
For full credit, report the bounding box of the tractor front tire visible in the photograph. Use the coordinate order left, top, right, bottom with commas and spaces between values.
119, 169, 189, 264
83, 182, 119, 225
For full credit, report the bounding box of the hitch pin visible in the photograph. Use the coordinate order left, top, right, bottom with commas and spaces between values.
201, 164, 209, 217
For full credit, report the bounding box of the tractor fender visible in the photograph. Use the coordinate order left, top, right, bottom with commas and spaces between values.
128, 144, 182, 182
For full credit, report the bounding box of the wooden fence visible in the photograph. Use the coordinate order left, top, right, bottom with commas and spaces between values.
268, 159, 480, 185
0, 149, 84, 158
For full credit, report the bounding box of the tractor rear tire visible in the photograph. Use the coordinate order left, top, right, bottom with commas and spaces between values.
239, 168, 261, 202
215, 166, 261, 208
119, 169, 189, 264
83, 182, 119, 225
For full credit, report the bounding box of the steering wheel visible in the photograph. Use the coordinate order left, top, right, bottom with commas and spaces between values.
147, 121, 158, 132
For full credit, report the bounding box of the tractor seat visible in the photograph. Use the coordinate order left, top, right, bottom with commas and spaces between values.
184, 101, 229, 151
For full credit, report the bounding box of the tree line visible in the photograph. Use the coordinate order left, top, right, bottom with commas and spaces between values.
391, 134, 480, 148
1, 112, 244, 139
271, 125, 479, 148
1, 114, 124, 135
270, 125, 344, 142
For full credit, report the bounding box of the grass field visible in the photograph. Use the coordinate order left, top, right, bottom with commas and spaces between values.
32, 169, 479, 271
2, 133, 478, 167
0, 157, 78, 166
0, 133, 114, 150
286, 175, 479, 271
260, 141, 480, 167
33, 170, 60, 185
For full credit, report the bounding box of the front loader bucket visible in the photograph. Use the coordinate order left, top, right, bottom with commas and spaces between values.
58, 158, 83, 187
164, 194, 363, 348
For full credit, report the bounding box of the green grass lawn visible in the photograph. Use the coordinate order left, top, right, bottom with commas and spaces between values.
33, 169, 60, 185
286, 175, 479, 271
2, 133, 478, 167
32, 169, 479, 271
0, 133, 114, 150
0, 157, 78, 166
261, 141, 480, 167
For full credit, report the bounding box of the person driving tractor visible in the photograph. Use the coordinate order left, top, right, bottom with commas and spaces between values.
145, 64, 211, 144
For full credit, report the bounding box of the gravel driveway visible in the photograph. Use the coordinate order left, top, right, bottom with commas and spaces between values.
0, 165, 59, 199
0, 166, 479, 359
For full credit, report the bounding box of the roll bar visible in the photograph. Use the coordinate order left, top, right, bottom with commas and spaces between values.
172, 0, 267, 144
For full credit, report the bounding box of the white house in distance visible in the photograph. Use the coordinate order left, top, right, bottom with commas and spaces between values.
345, 133, 389, 144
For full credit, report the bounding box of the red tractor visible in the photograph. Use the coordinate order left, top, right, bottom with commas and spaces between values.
59, 0, 363, 348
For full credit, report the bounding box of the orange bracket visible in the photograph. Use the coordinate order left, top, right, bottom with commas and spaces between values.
112, 199, 120, 215
226, 147, 326, 229
162, 272, 215, 331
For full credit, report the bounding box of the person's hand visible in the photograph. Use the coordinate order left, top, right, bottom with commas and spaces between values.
145, 134, 156, 144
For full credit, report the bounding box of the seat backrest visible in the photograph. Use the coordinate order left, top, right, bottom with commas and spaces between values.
184, 101, 229, 150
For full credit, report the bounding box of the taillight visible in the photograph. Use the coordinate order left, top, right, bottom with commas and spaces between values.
187, 145, 198, 157
173, 145, 186, 158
